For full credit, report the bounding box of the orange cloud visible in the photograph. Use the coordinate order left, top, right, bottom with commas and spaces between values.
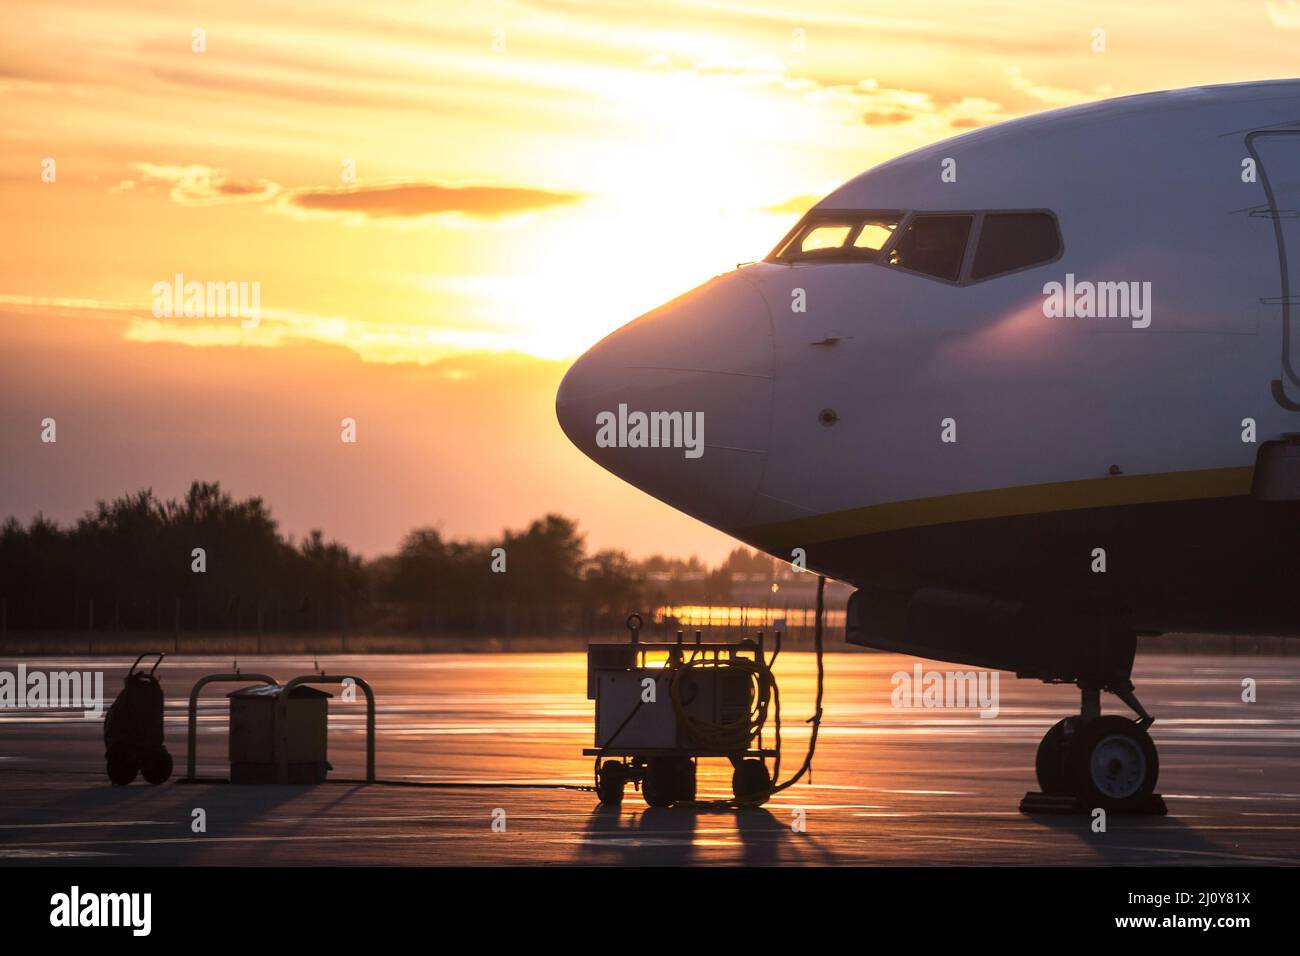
761, 194, 824, 215
280, 181, 586, 220
109, 165, 583, 222
861, 109, 915, 126
113, 163, 279, 205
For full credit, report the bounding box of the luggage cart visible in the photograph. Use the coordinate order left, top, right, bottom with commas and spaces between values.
584, 614, 781, 807
104, 652, 174, 786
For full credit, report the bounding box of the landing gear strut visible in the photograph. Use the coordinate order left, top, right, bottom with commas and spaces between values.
1026, 679, 1165, 815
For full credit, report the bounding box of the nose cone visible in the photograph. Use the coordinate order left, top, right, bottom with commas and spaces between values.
556, 271, 774, 530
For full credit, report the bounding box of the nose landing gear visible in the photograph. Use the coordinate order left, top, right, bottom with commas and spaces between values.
1024, 681, 1166, 816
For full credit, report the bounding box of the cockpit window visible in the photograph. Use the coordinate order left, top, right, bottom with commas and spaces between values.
771, 214, 902, 261
799, 224, 853, 253
853, 222, 896, 251
970, 212, 1062, 280
767, 208, 1061, 283
885, 214, 972, 282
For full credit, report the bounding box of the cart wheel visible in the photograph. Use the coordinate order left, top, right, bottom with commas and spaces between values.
106, 742, 139, 786
643, 758, 678, 807
596, 761, 626, 806
673, 757, 697, 803
140, 746, 173, 786
731, 759, 770, 802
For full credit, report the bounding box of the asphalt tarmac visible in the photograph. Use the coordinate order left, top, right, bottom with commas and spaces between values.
1, 651, 1298, 865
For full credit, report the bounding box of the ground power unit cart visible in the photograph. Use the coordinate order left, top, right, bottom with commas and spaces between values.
585, 613, 801, 808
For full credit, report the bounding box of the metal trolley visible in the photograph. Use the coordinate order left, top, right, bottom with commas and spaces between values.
584, 614, 782, 807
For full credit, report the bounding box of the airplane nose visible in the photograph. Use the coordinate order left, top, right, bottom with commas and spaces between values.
556, 271, 775, 529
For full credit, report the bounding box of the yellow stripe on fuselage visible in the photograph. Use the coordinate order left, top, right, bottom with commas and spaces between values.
740, 466, 1255, 549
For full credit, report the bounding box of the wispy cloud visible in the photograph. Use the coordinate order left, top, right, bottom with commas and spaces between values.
1005, 66, 1105, 108
109, 165, 583, 222
762, 194, 825, 215
113, 163, 279, 205
0, 293, 532, 365
279, 181, 586, 220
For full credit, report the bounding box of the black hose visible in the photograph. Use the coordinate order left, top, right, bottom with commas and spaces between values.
764, 574, 825, 798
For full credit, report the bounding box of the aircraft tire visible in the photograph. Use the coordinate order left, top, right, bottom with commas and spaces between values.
1034, 718, 1075, 794
1069, 716, 1159, 812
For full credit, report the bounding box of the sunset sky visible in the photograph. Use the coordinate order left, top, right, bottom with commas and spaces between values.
4, 0, 1300, 561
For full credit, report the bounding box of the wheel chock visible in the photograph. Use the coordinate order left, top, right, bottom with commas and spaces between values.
1019, 790, 1168, 816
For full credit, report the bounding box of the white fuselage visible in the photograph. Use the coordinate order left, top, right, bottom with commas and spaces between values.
557, 80, 1300, 636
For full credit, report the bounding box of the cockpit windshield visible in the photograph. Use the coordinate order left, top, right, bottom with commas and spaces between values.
769, 214, 902, 262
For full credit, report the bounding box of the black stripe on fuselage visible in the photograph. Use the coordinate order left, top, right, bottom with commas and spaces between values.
805, 495, 1300, 635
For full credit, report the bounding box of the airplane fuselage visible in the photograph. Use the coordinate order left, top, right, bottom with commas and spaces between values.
558, 80, 1300, 643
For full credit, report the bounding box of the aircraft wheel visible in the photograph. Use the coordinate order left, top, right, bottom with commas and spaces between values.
596, 761, 626, 806
642, 758, 678, 808
140, 746, 173, 785
1034, 718, 1075, 794
106, 742, 139, 786
731, 759, 771, 803
1069, 716, 1159, 812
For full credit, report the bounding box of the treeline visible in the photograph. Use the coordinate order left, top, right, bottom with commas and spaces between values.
0, 481, 788, 637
